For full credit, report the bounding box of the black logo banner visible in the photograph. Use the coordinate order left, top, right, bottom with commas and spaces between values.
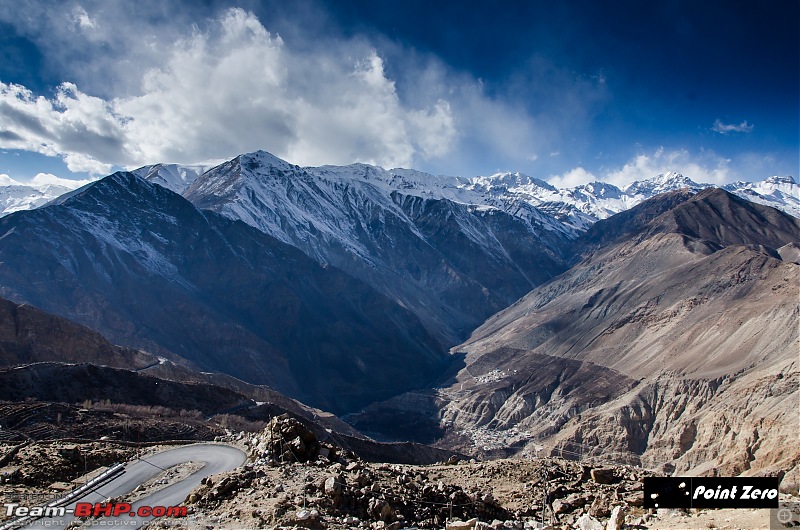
643, 477, 780, 509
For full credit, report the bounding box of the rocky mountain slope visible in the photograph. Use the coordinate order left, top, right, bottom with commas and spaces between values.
0, 296, 158, 370
353, 189, 799, 485
5, 152, 797, 353
0, 172, 445, 413
134, 153, 797, 346
0, 362, 252, 416
0, 295, 362, 439
0, 298, 466, 465
182, 152, 570, 346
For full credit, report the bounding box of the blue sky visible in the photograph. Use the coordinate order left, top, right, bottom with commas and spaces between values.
0, 0, 797, 187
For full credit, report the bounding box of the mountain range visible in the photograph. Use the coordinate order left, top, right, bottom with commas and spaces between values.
126, 156, 800, 227
0, 174, 85, 215
352, 188, 799, 482
0, 149, 796, 483
0, 172, 445, 413
5, 155, 797, 229
131, 152, 797, 345
180, 152, 571, 346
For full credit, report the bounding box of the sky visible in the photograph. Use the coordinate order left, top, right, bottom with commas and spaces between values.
0, 0, 797, 189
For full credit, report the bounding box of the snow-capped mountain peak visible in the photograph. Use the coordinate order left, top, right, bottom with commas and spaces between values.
239, 150, 299, 172
131, 163, 201, 194
574, 182, 624, 199
723, 175, 799, 217
758, 175, 799, 197
623, 172, 706, 197
4, 147, 799, 226
472, 172, 557, 193
764, 175, 796, 185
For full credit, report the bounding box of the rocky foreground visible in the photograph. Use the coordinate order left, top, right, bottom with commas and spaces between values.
167, 417, 644, 529
2, 417, 797, 529
174, 417, 796, 529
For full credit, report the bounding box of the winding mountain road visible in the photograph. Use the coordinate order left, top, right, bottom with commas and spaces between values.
20, 443, 246, 529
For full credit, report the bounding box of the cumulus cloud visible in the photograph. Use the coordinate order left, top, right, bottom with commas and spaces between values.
0, 7, 462, 173
548, 167, 597, 188
605, 147, 731, 186
548, 147, 733, 188
0, 82, 124, 174
0, 174, 17, 186
1, 2, 615, 179
711, 119, 754, 134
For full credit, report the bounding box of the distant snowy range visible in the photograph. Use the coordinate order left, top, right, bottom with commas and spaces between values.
3, 153, 797, 229
0, 174, 88, 215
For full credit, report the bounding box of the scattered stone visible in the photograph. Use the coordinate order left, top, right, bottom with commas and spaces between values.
551, 498, 572, 515
248, 415, 332, 464
368, 497, 393, 521
447, 517, 478, 529
588, 493, 613, 518
324, 476, 341, 496
605, 505, 625, 530
174, 447, 657, 529
574, 513, 604, 530
623, 492, 643, 507
590, 468, 616, 485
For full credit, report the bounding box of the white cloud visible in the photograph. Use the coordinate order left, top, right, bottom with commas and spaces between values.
60, 152, 113, 174
0, 8, 461, 173
605, 147, 731, 186
283, 49, 456, 167
548, 147, 734, 189
458, 86, 544, 167
407, 100, 457, 160
71, 6, 97, 31
0, 81, 126, 175
4, 2, 614, 179
711, 119, 754, 134
548, 167, 597, 188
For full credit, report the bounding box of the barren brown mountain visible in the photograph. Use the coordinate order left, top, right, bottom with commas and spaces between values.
354, 188, 800, 490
